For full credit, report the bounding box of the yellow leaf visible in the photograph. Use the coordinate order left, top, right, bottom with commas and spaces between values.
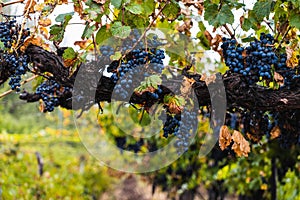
260, 183, 268, 190
39, 27, 49, 39
232, 130, 251, 157
34, 3, 45, 12
286, 46, 298, 68
38, 18, 52, 27
219, 125, 232, 150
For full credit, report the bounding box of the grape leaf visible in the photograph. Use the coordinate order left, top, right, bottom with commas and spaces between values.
162, 1, 180, 20
204, 4, 234, 27
55, 12, 74, 23
290, 10, 300, 29
63, 47, 77, 60
81, 24, 96, 39
110, 51, 122, 60
111, 22, 131, 39
142, 0, 155, 16
96, 26, 111, 44
125, 4, 143, 15
252, 0, 272, 21
111, 0, 122, 8
49, 25, 64, 42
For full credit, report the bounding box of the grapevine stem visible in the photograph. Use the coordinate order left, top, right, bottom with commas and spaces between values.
276, 26, 291, 50
121, 1, 169, 60
14, 0, 34, 50
223, 24, 235, 39
0, 74, 38, 99
1, 0, 24, 7
263, 19, 274, 33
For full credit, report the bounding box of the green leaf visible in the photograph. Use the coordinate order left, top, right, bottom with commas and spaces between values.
110, 51, 122, 60
55, 12, 74, 23
241, 18, 252, 31
204, 4, 234, 27
49, 25, 65, 42
290, 0, 300, 8
252, 0, 272, 21
174, 96, 186, 107
111, 0, 122, 8
142, 0, 155, 16
290, 10, 300, 29
63, 47, 77, 60
162, 1, 180, 20
241, 36, 256, 43
0, 41, 5, 50
81, 24, 96, 39
111, 22, 131, 39
163, 95, 173, 104
148, 75, 162, 85
125, 4, 143, 15
196, 31, 210, 50
96, 26, 111, 44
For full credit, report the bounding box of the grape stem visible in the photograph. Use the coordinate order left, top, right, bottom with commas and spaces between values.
120, 1, 170, 60
0, 0, 24, 7
0, 75, 38, 99
14, 0, 34, 50
223, 24, 235, 39
276, 26, 291, 50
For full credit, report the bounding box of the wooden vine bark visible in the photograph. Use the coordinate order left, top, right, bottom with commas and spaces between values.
1, 44, 300, 113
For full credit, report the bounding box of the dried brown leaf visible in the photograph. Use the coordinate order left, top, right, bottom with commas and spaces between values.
240, 16, 244, 27
270, 126, 281, 139
169, 102, 182, 115
232, 130, 251, 157
219, 125, 232, 150
74, 40, 92, 49
181, 77, 195, 97
274, 72, 284, 86
286, 46, 298, 68
38, 18, 52, 27
24, 0, 37, 14
73, 0, 84, 17
205, 74, 216, 85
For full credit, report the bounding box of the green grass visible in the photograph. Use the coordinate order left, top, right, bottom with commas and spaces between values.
0, 132, 113, 200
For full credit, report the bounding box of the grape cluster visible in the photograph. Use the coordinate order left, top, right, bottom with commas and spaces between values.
162, 109, 197, 154
0, 19, 29, 49
4, 54, 29, 91
35, 80, 70, 112
105, 30, 165, 99
274, 53, 299, 87
100, 45, 114, 57
221, 33, 298, 85
174, 110, 198, 153
272, 111, 300, 148
162, 113, 181, 138
0, 19, 30, 91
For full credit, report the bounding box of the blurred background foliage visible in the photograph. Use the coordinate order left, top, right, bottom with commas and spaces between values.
0, 83, 299, 199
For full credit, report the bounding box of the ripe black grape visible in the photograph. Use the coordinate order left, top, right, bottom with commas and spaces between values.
35, 80, 70, 112
0, 19, 30, 91
221, 33, 298, 86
